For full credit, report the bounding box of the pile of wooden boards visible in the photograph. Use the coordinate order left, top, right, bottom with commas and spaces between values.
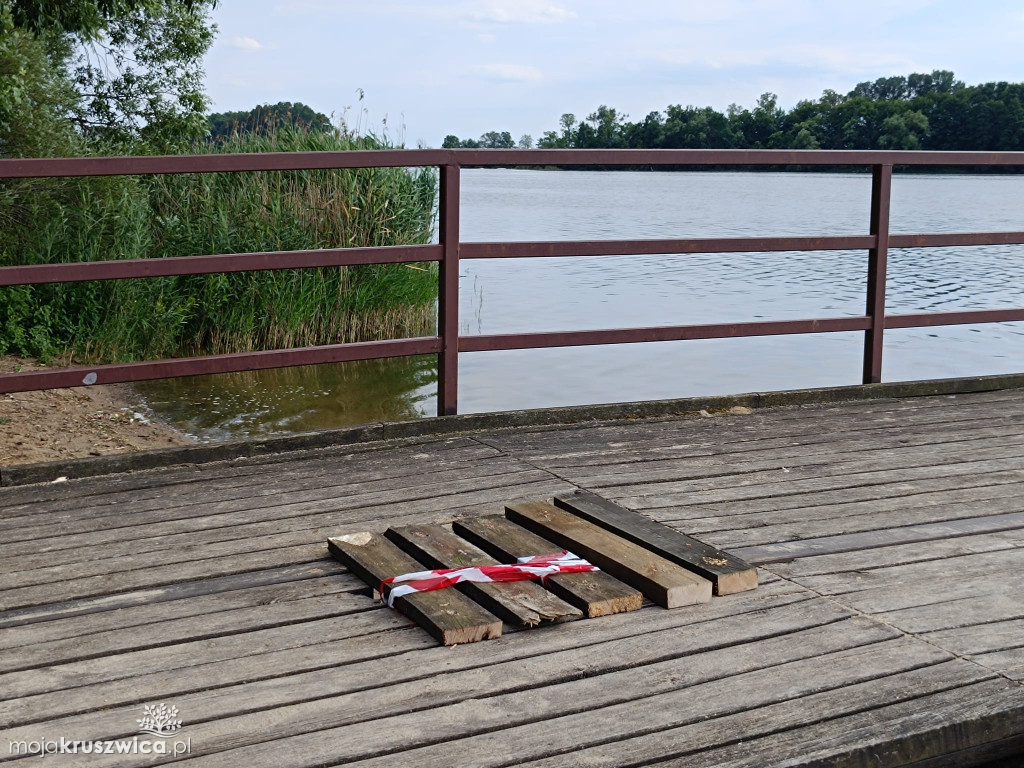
328, 490, 757, 645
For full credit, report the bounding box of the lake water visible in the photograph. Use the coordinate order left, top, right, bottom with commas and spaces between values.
139, 169, 1024, 441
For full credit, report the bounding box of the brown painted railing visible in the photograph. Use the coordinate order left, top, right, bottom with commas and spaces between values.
2, 149, 1024, 416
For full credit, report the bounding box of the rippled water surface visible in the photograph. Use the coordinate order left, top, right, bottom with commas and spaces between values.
140, 170, 1024, 440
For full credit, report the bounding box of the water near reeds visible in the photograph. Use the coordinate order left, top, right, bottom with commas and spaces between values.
139, 170, 1024, 441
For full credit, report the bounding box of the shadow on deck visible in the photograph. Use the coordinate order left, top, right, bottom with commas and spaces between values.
1, 387, 1023, 766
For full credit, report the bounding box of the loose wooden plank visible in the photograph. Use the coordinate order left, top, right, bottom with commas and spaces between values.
327, 532, 501, 645
452, 515, 642, 617
554, 490, 757, 594
505, 500, 711, 608
385, 524, 583, 626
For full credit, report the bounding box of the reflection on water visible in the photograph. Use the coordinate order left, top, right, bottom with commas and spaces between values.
137, 356, 437, 442
140, 170, 1024, 441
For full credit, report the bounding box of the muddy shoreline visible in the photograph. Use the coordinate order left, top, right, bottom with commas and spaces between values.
0, 358, 195, 467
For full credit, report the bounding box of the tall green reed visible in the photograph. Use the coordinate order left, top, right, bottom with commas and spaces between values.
0, 127, 438, 362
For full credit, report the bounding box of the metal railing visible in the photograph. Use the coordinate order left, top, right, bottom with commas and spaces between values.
2, 149, 1023, 416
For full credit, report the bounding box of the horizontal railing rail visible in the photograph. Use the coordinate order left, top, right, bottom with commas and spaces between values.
1, 149, 1023, 417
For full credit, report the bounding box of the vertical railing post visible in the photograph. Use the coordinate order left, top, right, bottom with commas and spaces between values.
863, 163, 892, 384
438, 162, 460, 415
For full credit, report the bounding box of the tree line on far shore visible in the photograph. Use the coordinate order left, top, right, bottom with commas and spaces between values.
442, 71, 1024, 152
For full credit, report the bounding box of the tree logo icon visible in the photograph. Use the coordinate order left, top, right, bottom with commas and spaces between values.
137, 703, 183, 738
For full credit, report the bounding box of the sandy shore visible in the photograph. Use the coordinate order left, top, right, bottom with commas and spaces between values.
0, 357, 195, 467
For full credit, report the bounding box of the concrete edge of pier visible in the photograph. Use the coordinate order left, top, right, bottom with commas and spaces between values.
3, 371, 1023, 487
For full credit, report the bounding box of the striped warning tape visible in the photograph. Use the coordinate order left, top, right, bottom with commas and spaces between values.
380, 551, 598, 607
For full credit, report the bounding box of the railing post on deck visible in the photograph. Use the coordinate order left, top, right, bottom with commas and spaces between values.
438, 163, 461, 415
863, 163, 892, 384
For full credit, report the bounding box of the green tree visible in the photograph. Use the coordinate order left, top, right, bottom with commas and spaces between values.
0, 8, 81, 157
536, 130, 560, 148
71, 1, 215, 149
9, 0, 207, 37
445, 70, 1024, 155
478, 130, 514, 148
878, 110, 929, 150
1, 0, 217, 155
581, 105, 626, 148
662, 105, 735, 148
623, 111, 664, 148
209, 102, 331, 141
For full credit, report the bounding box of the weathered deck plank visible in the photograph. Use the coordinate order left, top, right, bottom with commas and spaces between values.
0, 578, 803, 735
1, 387, 1022, 766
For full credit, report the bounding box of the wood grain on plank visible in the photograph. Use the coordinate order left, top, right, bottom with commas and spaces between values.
452, 515, 642, 617
505, 501, 711, 608
1, 579, 805, 731
8, 595, 841, 757
554, 490, 757, 594
385, 524, 582, 626
198, 632, 937, 768
732, 509, 1024, 565
327, 532, 501, 645
514, 662, 996, 768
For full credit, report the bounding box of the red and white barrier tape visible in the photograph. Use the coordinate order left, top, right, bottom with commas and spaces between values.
380, 550, 598, 607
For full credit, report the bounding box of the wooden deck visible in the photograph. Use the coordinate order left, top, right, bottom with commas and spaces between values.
1, 388, 1023, 766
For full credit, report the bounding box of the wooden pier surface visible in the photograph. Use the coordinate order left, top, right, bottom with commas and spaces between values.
1, 389, 1023, 766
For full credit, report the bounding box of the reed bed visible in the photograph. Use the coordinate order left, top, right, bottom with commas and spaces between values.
0, 128, 438, 363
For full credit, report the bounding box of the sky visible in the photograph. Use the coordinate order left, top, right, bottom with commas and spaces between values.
203, 0, 1024, 148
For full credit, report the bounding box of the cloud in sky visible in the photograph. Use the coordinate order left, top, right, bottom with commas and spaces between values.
205, 0, 1024, 147
469, 1, 576, 25
225, 36, 274, 51
474, 63, 544, 83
